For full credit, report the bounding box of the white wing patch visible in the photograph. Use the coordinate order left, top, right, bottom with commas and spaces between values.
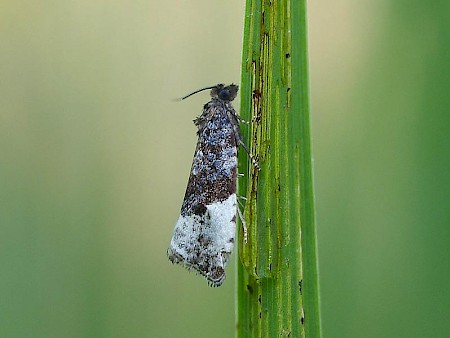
168, 194, 237, 287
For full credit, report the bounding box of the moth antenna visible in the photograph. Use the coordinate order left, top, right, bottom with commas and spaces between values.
178, 85, 218, 101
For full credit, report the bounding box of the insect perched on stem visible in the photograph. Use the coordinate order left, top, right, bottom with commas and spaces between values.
167, 83, 253, 287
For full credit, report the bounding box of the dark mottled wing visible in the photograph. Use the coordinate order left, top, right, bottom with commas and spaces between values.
167, 99, 239, 286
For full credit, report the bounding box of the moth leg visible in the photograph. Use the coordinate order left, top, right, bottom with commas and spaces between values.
228, 110, 260, 170
238, 139, 260, 171
236, 114, 258, 124
237, 116, 251, 124
236, 203, 248, 243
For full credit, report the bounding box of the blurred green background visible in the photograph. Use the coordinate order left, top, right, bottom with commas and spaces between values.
1, 1, 449, 337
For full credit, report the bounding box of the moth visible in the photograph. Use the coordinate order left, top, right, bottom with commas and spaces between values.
167, 83, 250, 287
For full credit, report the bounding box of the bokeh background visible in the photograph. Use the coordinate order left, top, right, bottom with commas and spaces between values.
1, 1, 449, 337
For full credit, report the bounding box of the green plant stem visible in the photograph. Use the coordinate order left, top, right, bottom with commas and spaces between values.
236, 0, 321, 337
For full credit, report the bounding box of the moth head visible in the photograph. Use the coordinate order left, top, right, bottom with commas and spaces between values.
212, 84, 239, 102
